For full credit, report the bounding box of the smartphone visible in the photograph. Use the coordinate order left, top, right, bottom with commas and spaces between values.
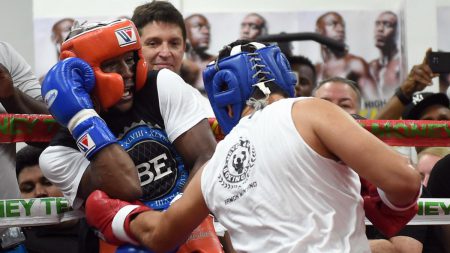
428, 51, 450, 73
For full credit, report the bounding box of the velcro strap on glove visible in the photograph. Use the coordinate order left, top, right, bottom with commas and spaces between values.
111, 205, 141, 245
377, 187, 422, 211
69, 109, 116, 159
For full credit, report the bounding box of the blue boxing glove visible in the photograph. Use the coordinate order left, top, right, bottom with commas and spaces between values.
42, 57, 116, 159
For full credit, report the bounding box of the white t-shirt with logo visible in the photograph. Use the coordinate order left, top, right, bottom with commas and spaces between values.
201, 97, 370, 253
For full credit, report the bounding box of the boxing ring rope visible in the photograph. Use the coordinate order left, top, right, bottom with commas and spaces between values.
1, 114, 450, 228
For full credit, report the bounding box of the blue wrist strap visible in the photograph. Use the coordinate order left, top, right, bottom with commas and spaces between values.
72, 116, 117, 159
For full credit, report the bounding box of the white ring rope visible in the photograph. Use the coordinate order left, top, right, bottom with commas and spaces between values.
0, 197, 449, 228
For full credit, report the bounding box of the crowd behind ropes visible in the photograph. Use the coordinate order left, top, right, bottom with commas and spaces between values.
0, 1, 450, 253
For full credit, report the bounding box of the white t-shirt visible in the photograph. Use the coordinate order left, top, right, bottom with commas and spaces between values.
0, 41, 42, 200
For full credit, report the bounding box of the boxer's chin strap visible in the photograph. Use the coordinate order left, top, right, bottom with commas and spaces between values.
246, 79, 273, 114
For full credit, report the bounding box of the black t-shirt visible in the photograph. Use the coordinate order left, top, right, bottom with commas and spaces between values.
422, 154, 450, 253
49, 71, 189, 210
23, 219, 98, 253
427, 154, 450, 198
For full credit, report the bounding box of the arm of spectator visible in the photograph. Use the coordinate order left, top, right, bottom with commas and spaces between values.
376, 49, 438, 120
0, 63, 48, 114
370, 236, 423, 253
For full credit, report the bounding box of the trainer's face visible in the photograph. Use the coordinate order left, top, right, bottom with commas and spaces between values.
140, 21, 186, 73
374, 12, 397, 49
101, 51, 135, 112
185, 15, 211, 51
291, 64, 316, 97
314, 81, 360, 114
318, 13, 345, 43
18, 165, 64, 198
240, 14, 265, 40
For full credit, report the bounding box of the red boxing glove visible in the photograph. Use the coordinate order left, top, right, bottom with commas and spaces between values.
361, 178, 419, 238
208, 118, 225, 142
85, 190, 151, 246
176, 215, 224, 253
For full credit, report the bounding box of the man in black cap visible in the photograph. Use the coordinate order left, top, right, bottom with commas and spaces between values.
402, 92, 450, 154
402, 92, 450, 121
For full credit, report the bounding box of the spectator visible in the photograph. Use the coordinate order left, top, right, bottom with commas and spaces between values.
0, 41, 48, 252
313, 76, 428, 253
416, 147, 450, 186
16, 145, 97, 253
315, 11, 378, 100
376, 49, 438, 120
131, 2, 186, 74
131, 1, 214, 116
402, 92, 450, 154
313, 76, 361, 114
288, 55, 317, 97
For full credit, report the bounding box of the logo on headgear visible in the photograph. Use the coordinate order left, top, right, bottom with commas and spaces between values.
115, 26, 137, 47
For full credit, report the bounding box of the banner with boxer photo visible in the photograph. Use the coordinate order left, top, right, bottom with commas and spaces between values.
184, 6, 407, 118
33, 6, 406, 119
33, 16, 120, 82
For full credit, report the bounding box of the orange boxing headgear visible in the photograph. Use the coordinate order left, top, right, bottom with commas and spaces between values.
60, 19, 148, 110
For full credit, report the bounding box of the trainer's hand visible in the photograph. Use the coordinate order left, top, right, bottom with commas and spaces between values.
0, 63, 14, 99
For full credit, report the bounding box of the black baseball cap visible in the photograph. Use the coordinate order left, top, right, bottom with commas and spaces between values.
402, 92, 450, 120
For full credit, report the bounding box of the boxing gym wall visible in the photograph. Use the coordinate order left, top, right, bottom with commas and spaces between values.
0, 0, 449, 116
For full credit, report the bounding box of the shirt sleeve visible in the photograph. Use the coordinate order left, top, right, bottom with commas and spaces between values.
0, 41, 42, 100
156, 69, 208, 142
39, 145, 90, 209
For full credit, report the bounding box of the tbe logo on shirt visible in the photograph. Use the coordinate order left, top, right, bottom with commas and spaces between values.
115, 26, 137, 47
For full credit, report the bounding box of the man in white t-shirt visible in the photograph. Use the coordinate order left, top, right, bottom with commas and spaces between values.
0, 41, 48, 251
84, 41, 421, 253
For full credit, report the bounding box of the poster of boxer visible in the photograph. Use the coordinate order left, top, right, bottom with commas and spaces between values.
34, 7, 406, 118
183, 8, 406, 118
33, 16, 114, 82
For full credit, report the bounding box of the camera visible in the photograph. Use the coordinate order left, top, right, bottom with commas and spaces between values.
428, 51, 450, 73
